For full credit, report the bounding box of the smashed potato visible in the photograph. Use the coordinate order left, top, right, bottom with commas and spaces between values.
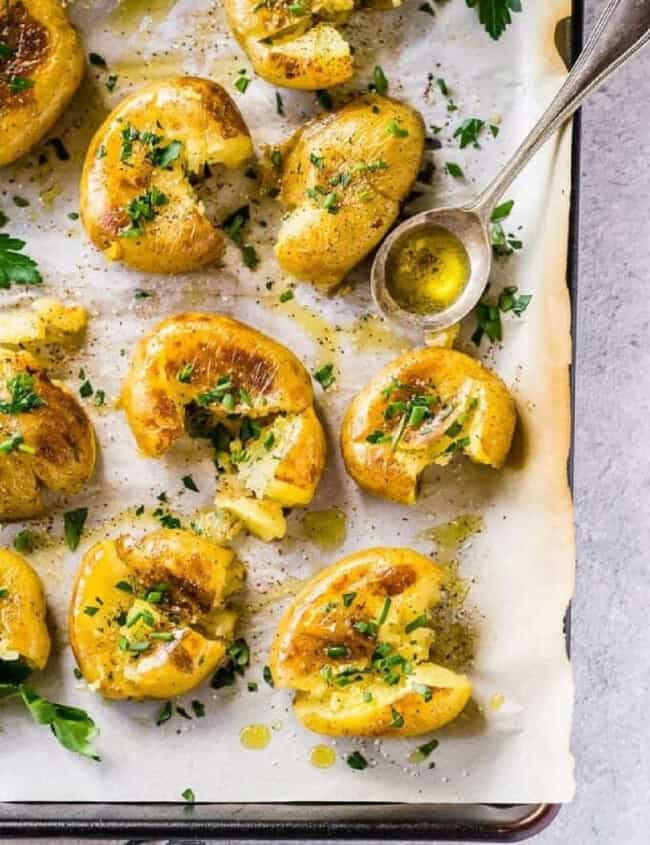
341, 346, 516, 505
225, 0, 401, 90
80, 77, 253, 273
269, 547, 471, 736
0, 298, 88, 347
274, 95, 425, 289
0, 0, 84, 166
68, 529, 245, 700
0, 548, 50, 671
121, 313, 326, 542
0, 349, 96, 521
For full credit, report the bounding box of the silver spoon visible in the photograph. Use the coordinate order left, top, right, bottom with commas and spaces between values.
372, 0, 650, 334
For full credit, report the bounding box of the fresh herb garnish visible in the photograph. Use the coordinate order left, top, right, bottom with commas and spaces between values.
156, 700, 173, 725
182, 474, 199, 492
234, 71, 250, 94
454, 117, 485, 148
0, 434, 34, 455
370, 65, 388, 96
415, 736, 439, 757
121, 187, 168, 237
0, 234, 42, 288
263, 665, 274, 687
347, 750, 368, 770
177, 363, 194, 383
314, 363, 335, 390
64, 508, 88, 551
466, 0, 523, 41
14, 530, 34, 553
7, 75, 34, 95
0, 374, 44, 415
182, 787, 195, 803
88, 52, 107, 68
445, 162, 464, 178
387, 118, 409, 138
275, 91, 284, 115
390, 708, 405, 728
489, 200, 522, 255
279, 288, 294, 303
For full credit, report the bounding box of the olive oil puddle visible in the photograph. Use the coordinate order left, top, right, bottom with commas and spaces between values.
300, 508, 347, 551
110, 0, 178, 30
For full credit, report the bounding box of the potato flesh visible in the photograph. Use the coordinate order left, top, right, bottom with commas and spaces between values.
0, 549, 50, 670
68, 530, 244, 699
269, 547, 471, 736
0, 299, 88, 348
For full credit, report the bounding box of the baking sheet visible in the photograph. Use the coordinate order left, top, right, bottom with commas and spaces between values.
0, 0, 575, 803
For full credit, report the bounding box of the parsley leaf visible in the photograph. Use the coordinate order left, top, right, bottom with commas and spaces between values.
314, 363, 335, 390
0, 234, 42, 288
466, 0, 523, 41
19, 684, 100, 760
453, 118, 485, 149
64, 508, 88, 551
0, 373, 44, 415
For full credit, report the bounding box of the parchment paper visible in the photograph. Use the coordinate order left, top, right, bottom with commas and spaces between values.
0, 0, 575, 802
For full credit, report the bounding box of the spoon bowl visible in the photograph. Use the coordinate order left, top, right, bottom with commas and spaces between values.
371, 206, 490, 334
371, 0, 650, 335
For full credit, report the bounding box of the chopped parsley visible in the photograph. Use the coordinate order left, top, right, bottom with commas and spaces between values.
156, 701, 173, 725
467, 0, 523, 40
0, 434, 34, 455
88, 52, 107, 68
7, 75, 34, 95
419, 2, 435, 14
489, 200, 523, 255
313, 363, 335, 390
177, 363, 194, 383
234, 71, 250, 94
454, 117, 485, 148
370, 65, 388, 96
64, 508, 88, 551
279, 288, 294, 303
445, 162, 464, 178
182, 787, 195, 803
387, 118, 409, 138
415, 737, 439, 757
347, 750, 368, 770
275, 91, 284, 115
390, 708, 405, 728
0, 234, 42, 288
182, 474, 199, 492
0, 373, 44, 415
121, 187, 168, 237
14, 530, 34, 553
263, 665, 274, 687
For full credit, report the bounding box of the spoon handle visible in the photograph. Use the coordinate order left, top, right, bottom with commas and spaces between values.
468, 0, 650, 221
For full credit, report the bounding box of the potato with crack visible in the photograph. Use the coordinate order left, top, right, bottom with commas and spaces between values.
341, 346, 516, 505
0, 349, 96, 521
273, 94, 425, 289
0, 0, 84, 166
120, 313, 326, 543
0, 549, 50, 676
269, 547, 471, 736
80, 77, 253, 273
225, 0, 401, 90
68, 529, 246, 700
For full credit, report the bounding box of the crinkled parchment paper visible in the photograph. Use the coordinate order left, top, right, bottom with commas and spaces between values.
0, 0, 575, 802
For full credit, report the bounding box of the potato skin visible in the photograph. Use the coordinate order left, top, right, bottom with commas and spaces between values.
121, 312, 315, 458
341, 347, 516, 505
80, 77, 253, 273
0, 548, 50, 670
269, 547, 471, 737
275, 95, 425, 288
68, 529, 245, 700
0, 0, 84, 166
0, 349, 96, 521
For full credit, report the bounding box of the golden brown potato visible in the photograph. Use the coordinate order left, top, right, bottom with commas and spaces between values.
121, 313, 326, 542
269, 547, 471, 736
274, 95, 425, 289
68, 529, 245, 700
0, 349, 96, 521
0, 0, 84, 166
341, 346, 516, 505
225, 0, 401, 90
80, 77, 253, 273
0, 548, 50, 670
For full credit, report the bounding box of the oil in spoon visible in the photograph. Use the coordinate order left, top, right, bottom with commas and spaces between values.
386, 226, 470, 315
